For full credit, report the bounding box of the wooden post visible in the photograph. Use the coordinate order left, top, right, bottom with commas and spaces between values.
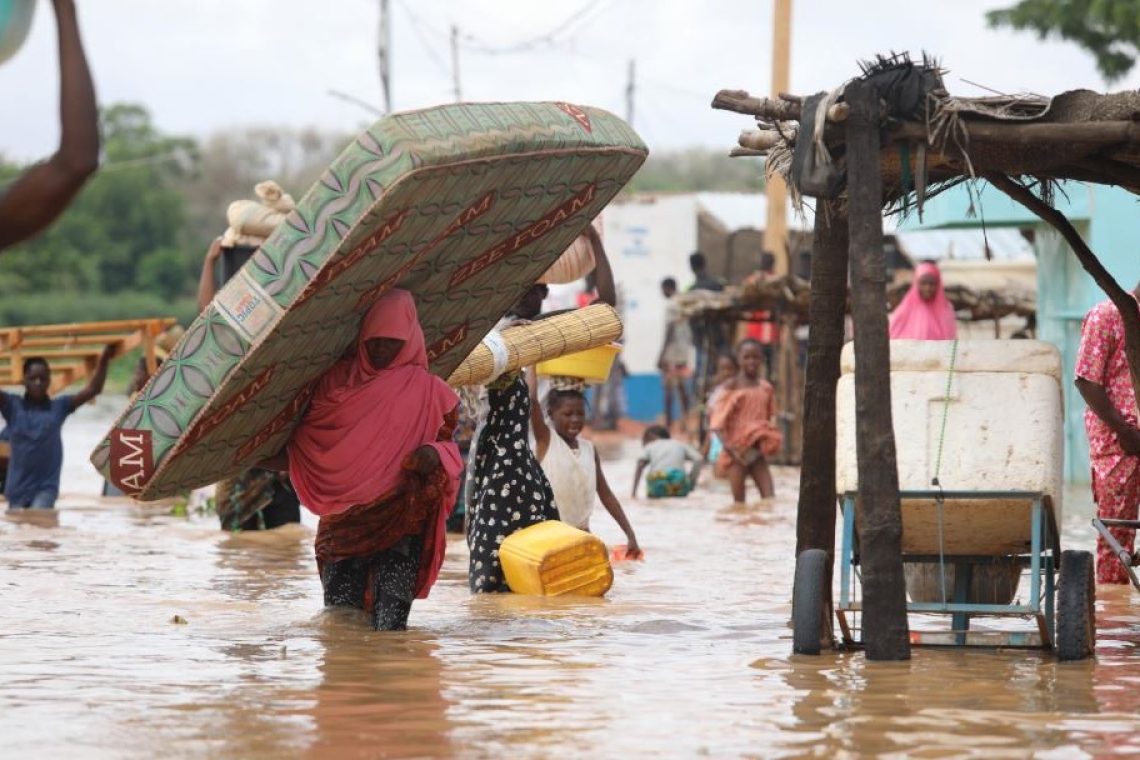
143, 334, 157, 376
779, 313, 803, 464
844, 80, 910, 661
764, 0, 793, 275
450, 25, 462, 103
795, 200, 849, 648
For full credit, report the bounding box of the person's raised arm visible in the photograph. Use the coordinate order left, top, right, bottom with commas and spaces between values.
0, 0, 99, 252
526, 367, 551, 460
197, 238, 224, 311
71, 343, 116, 409
631, 458, 647, 499
595, 449, 639, 556
584, 225, 616, 308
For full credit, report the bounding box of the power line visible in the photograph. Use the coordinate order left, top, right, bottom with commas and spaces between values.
451, 24, 462, 102
458, 0, 616, 55
327, 89, 384, 116
378, 0, 392, 113
626, 58, 635, 125
512, 41, 713, 103
394, 0, 453, 79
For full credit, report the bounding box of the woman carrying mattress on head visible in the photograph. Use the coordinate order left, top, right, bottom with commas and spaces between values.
261, 288, 463, 630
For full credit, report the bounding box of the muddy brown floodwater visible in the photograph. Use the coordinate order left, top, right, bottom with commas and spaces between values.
3, 396, 1140, 758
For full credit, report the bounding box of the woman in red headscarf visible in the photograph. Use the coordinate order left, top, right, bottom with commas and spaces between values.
889, 261, 957, 340
284, 288, 463, 630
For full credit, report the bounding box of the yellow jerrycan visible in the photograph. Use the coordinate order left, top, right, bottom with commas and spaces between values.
499, 520, 613, 597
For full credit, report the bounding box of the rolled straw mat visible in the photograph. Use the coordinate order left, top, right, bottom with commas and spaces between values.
447, 304, 622, 387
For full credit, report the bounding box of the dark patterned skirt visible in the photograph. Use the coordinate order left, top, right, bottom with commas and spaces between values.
467, 374, 559, 593
316, 458, 453, 630
320, 534, 423, 631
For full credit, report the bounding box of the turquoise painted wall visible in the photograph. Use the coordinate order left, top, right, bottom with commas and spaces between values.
899, 181, 1140, 483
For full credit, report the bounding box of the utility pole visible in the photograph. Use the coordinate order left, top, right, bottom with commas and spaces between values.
625, 58, 636, 125
378, 0, 392, 113
451, 25, 462, 102
765, 0, 793, 274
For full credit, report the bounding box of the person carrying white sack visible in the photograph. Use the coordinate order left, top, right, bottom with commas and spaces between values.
198, 180, 296, 311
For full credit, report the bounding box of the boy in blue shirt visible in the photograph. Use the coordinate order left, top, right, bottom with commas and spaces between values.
2, 346, 115, 509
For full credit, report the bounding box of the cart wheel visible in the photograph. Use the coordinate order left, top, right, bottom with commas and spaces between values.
793, 549, 828, 655
1056, 550, 1096, 662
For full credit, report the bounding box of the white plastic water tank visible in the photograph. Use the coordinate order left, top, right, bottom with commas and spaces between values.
836, 339, 1064, 553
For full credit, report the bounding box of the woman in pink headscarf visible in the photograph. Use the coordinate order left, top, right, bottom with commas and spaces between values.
284, 288, 462, 630
889, 261, 957, 340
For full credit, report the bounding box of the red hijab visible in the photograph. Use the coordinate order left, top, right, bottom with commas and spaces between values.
288, 289, 461, 517
889, 262, 957, 340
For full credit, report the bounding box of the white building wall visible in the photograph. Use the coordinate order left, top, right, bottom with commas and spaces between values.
602, 195, 700, 374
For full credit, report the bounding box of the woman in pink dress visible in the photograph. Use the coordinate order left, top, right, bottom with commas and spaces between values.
1076, 297, 1140, 584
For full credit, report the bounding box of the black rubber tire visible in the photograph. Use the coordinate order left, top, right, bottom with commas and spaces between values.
793, 549, 828, 655
1056, 549, 1096, 661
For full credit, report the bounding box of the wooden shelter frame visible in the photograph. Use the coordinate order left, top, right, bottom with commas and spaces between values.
714, 61, 1140, 660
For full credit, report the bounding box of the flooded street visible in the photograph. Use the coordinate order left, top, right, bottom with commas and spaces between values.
4, 397, 1140, 758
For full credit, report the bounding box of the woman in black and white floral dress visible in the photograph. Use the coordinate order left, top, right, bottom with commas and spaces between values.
467, 370, 559, 593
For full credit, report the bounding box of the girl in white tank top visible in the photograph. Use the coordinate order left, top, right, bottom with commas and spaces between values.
527, 371, 640, 557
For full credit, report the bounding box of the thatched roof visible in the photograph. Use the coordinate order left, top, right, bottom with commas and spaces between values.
713, 56, 1140, 210
675, 272, 1033, 324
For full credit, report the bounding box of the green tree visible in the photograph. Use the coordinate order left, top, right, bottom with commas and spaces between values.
987, 0, 1140, 82
623, 148, 765, 195
136, 246, 191, 301
0, 103, 198, 301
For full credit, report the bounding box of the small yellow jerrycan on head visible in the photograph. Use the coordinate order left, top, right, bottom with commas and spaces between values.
499, 521, 614, 597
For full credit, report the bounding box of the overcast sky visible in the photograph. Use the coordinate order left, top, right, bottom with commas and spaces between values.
1, 0, 1134, 163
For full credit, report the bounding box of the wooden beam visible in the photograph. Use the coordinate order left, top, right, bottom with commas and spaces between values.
712, 88, 850, 123
0, 348, 105, 362
795, 200, 850, 650
739, 129, 788, 151
985, 172, 1140, 412
845, 79, 910, 661
1075, 156, 1140, 189
6, 317, 176, 337
894, 119, 1140, 147
713, 89, 801, 120
15, 335, 131, 349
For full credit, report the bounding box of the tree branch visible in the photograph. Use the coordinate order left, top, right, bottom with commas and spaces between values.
985, 172, 1140, 408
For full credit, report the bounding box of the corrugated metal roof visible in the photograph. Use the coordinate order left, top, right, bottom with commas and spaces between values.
893, 227, 1035, 262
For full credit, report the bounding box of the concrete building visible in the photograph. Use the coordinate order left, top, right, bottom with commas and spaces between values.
595, 192, 809, 421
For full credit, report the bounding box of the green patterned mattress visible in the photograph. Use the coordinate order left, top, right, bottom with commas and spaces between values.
92, 102, 647, 500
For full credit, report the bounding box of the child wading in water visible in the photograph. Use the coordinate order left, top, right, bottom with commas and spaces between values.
632, 425, 703, 499
710, 339, 782, 505
528, 371, 640, 557
3, 347, 115, 509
